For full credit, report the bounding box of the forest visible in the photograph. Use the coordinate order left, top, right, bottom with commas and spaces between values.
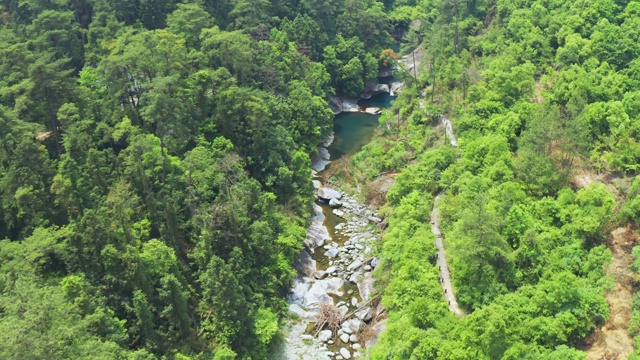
0, 0, 395, 358
340, 0, 640, 358
3, 0, 640, 359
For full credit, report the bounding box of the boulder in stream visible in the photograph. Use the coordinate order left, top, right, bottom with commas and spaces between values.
355, 307, 373, 322
325, 248, 340, 258
304, 204, 330, 250
341, 318, 362, 334
311, 147, 331, 172
340, 348, 352, 359
347, 259, 363, 272
318, 330, 333, 343
329, 198, 342, 208
313, 270, 327, 280
318, 187, 342, 201
304, 277, 344, 307
329, 96, 359, 114
340, 333, 350, 343
357, 272, 375, 302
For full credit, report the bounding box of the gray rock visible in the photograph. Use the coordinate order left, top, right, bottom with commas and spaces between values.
357, 272, 375, 302
324, 248, 340, 258
312, 180, 322, 189
326, 266, 337, 274
329, 198, 342, 208
341, 318, 362, 334
340, 333, 350, 343
367, 216, 382, 223
349, 334, 358, 343
329, 96, 359, 114
338, 305, 349, 317
311, 147, 331, 172
340, 347, 352, 359
303, 277, 344, 307
351, 297, 358, 306
304, 204, 330, 250
333, 209, 345, 217
355, 307, 373, 322
349, 272, 360, 284
363, 265, 372, 272
318, 187, 342, 201
371, 257, 381, 269
293, 249, 317, 278
347, 259, 363, 272
352, 343, 362, 350
314, 270, 327, 280
318, 330, 333, 342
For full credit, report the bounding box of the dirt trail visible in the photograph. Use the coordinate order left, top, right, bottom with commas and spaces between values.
430, 193, 464, 316
585, 226, 637, 360
426, 117, 464, 316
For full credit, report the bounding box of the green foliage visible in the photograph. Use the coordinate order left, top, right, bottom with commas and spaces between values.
0, 0, 394, 358
364, 0, 627, 357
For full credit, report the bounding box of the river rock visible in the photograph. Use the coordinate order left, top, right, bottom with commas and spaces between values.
349, 271, 361, 284
318, 330, 333, 343
338, 305, 349, 317
367, 216, 382, 223
326, 266, 337, 275
313, 270, 327, 280
311, 146, 331, 172
329, 96, 359, 114
357, 272, 375, 302
325, 248, 340, 258
363, 264, 372, 272
340, 333, 350, 343
391, 81, 404, 94
312, 180, 321, 189
360, 83, 390, 99
329, 198, 342, 208
347, 259, 363, 272
352, 343, 362, 350
288, 303, 314, 321
293, 249, 316, 278
349, 334, 358, 343
304, 204, 330, 250
355, 307, 373, 322
333, 209, 345, 217
351, 297, 358, 306
341, 319, 362, 334
304, 277, 344, 307
371, 257, 381, 269
318, 187, 342, 201
340, 348, 352, 359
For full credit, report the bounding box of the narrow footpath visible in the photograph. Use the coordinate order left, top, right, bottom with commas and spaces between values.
430, 193, 464, 316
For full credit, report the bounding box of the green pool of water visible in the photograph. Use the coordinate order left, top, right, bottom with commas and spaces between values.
328, 93, 394, 161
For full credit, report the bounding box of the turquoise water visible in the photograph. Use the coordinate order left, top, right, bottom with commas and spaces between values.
328, 93, 394, 161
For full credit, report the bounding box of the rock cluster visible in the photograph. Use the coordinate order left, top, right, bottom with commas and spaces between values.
283, 186, 383, 359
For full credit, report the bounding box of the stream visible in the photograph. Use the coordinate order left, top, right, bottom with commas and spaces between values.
277, 93, 393, 360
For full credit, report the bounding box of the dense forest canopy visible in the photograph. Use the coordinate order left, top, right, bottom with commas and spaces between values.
333, 0, 640, 358
0, 0, 396, 358
5, 0, 640, 358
